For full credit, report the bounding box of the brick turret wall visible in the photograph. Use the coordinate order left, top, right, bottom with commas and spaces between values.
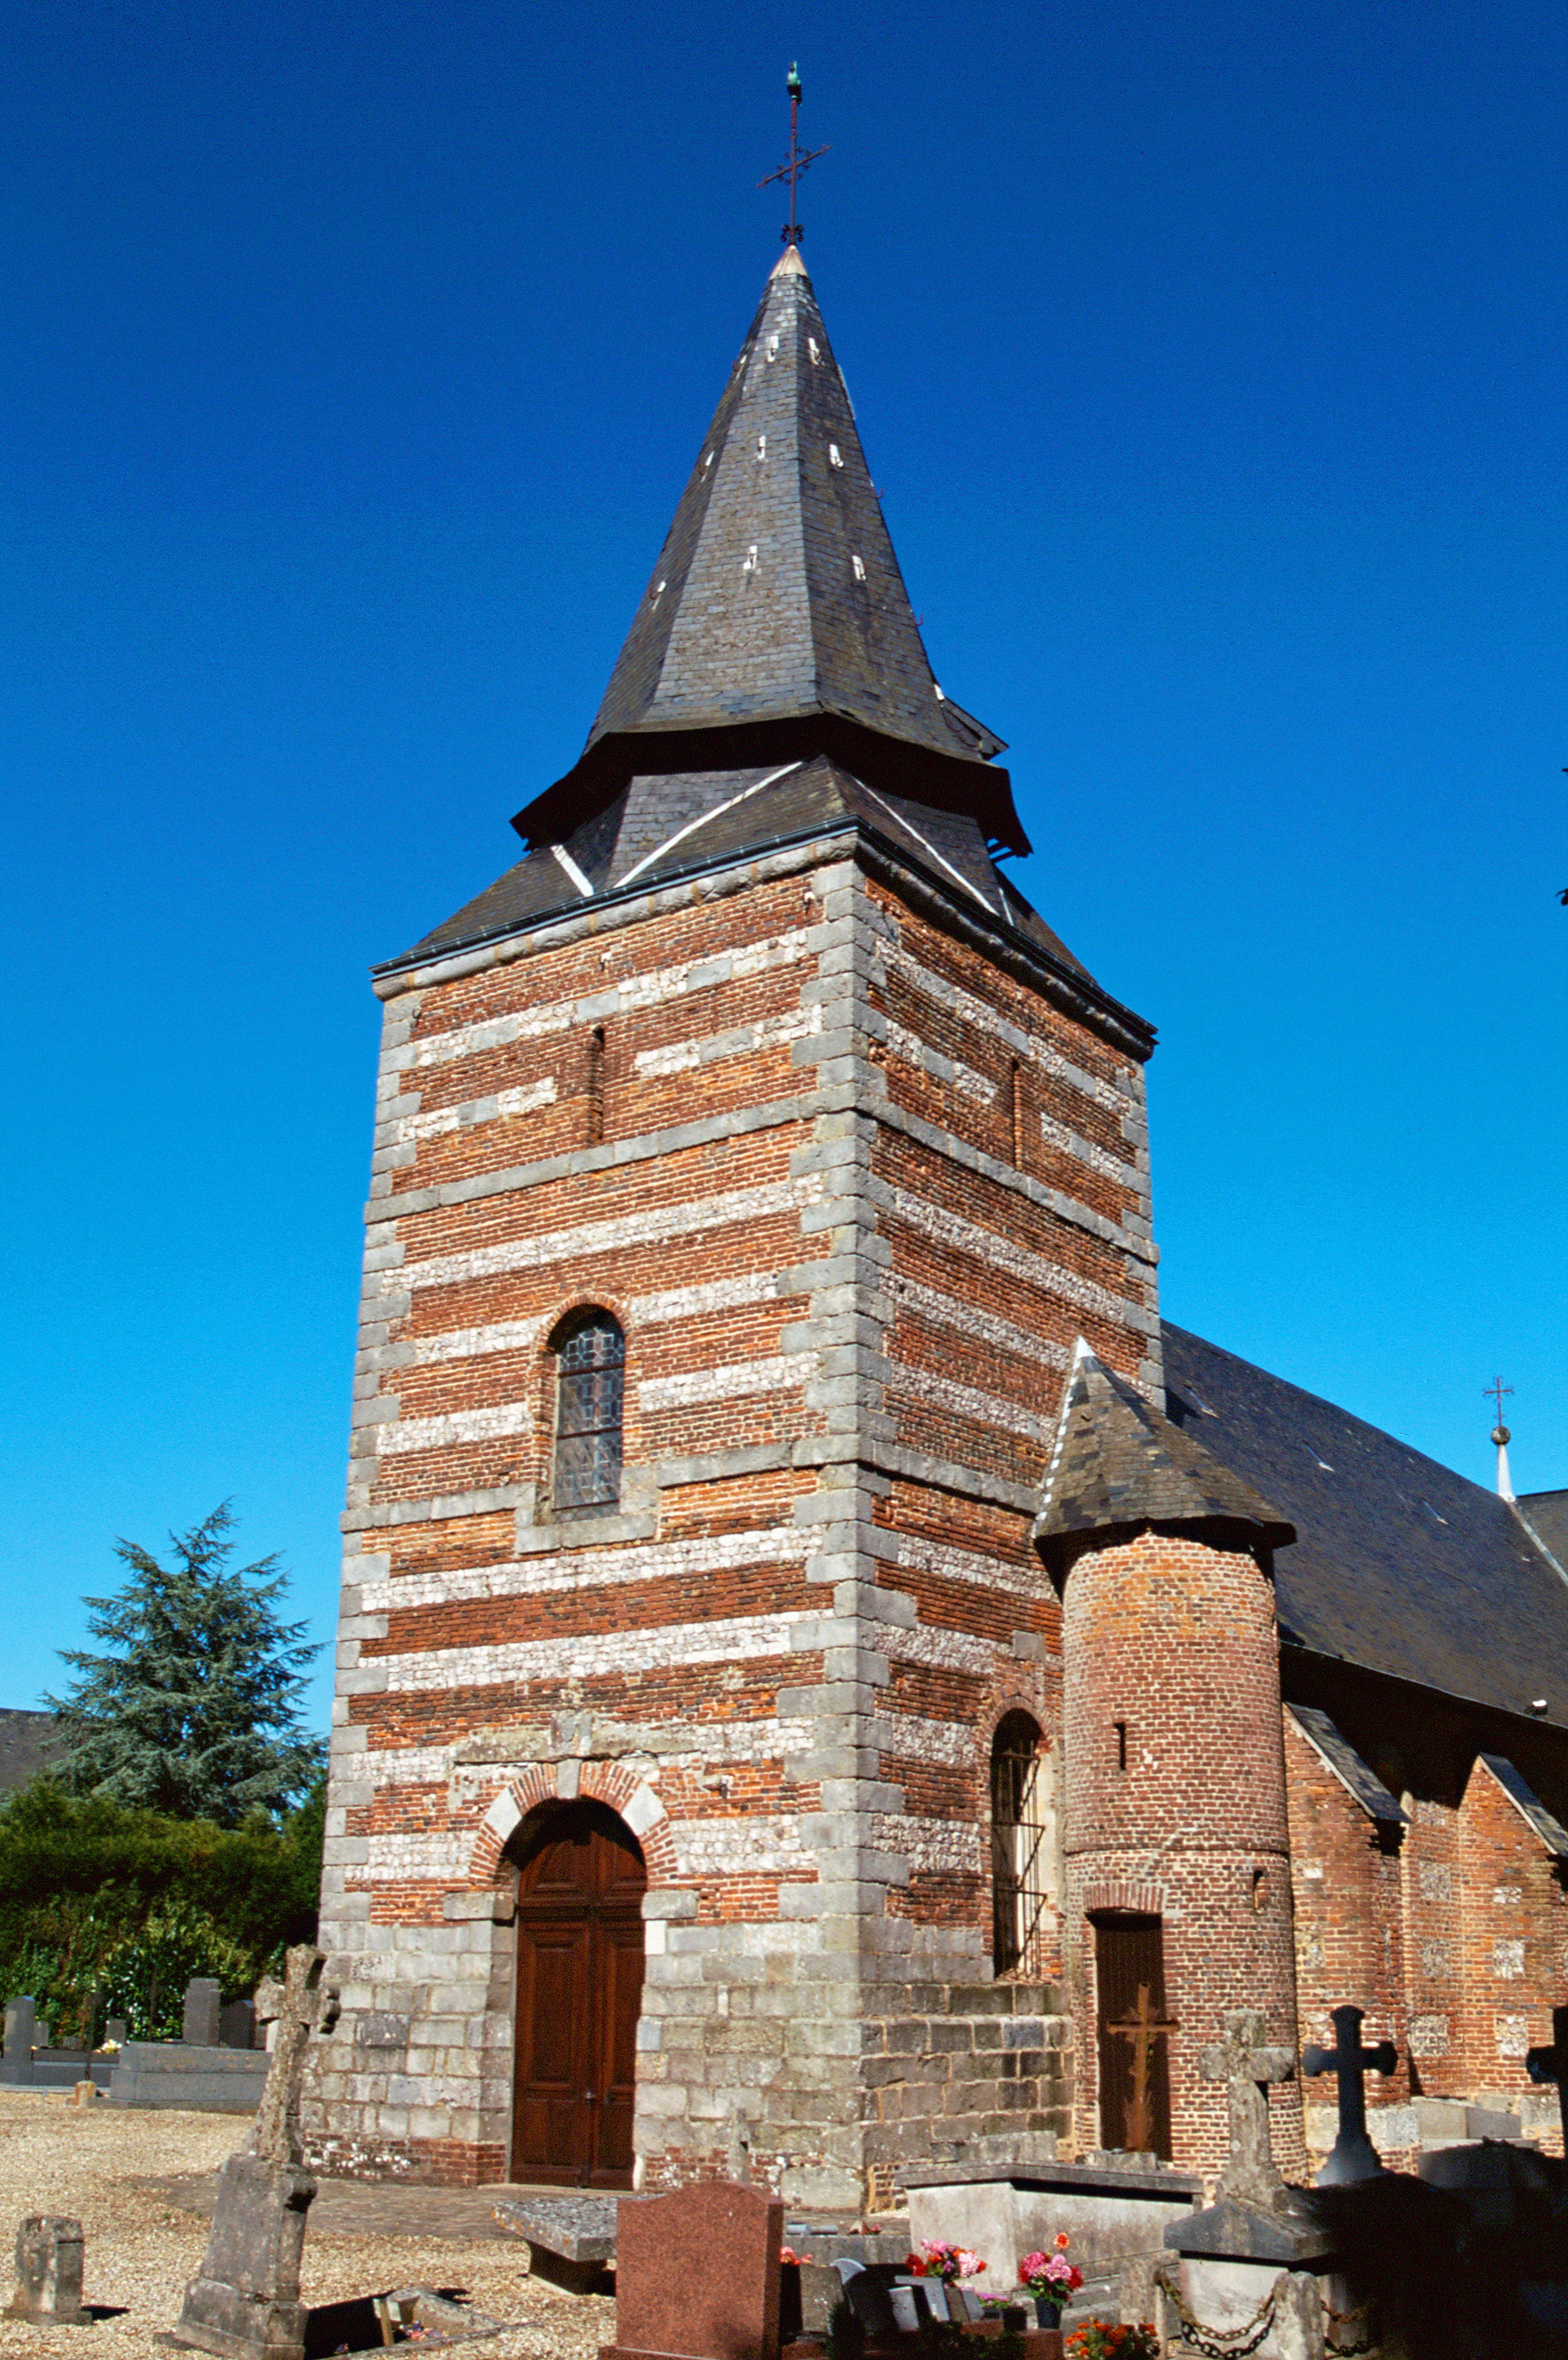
1060, 1527, 1307, 2178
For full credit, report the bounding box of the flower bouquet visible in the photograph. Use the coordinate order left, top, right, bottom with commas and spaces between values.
1018, 2236, 1084, 2326
906, 2241, 986, 2328
906, 2243, 984, 2285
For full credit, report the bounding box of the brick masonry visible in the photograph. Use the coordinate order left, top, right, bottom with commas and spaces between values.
308, 832, 1157, 2203
310, 819, 1568, 2199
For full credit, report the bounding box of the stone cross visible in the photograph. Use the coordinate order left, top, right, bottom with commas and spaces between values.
7, 2216, 88, 2325
1107, 1982, 1179, 2154
167, 1946, 340, 2360
1301, 2004, 1396, 2185
250, 1945, 340, 2168
1199, 2008, 1295, 2207
1526, 2005, 1568, 2148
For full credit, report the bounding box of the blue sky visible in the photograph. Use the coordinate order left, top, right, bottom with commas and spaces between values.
3, 0, 1564, 1731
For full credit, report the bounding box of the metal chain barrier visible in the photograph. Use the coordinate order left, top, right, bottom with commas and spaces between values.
1152, 2266, 1280, 2360
1323, 2298, 1376, 2357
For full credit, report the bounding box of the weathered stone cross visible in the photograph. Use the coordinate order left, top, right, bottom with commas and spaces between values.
1526, 2005, 1568, 2148
1200, 2007, 1296, 2207
1108, 1982, 1179, 2154
167, 1945, 341, 2360
251, 1945, 340, 2167
1301, 2004, 1396, 2185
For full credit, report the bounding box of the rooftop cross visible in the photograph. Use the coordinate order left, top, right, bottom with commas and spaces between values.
1301, 2004, 1396, 2185
1199, 2007, 1295, 2208
758, 62, 830, 247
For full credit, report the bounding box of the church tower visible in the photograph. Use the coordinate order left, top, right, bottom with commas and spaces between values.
311, 245, 1164, 2205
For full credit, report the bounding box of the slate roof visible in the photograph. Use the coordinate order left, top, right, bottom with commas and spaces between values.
1520, 1490, 1568, 1574
379, 754, 1160, 1059
1476, 1752, 1568, 1856
510, 246, 1031, 860
1287, 1705, 1408, 1825
0, 1710, 59, 1795
1163, 1323, 1568, 1733
1034, 1342, 1296, 1561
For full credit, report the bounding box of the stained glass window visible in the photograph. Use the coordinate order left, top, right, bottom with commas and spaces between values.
553, 1311, 624, 1516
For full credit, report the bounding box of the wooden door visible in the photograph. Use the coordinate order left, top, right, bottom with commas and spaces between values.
1093, 1912, 1173, 2160
512, 1802, 646, 2187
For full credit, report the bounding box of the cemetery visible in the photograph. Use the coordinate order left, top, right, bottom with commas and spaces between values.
5, 49, 1567, 2360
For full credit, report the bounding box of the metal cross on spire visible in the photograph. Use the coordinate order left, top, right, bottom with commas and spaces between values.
758, 61, 830, 246
1486, 1376, 1516, 1501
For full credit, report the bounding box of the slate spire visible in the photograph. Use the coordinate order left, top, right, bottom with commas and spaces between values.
513, 248, 1030, 857
1035, 1342, 1296, 1572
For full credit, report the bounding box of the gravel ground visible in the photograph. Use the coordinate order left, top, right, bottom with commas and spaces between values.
0, 2092, 613, 2360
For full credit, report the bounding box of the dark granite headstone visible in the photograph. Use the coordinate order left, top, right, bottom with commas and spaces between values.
601, 2182, 782, 2360
218, 2000, 256, 2052
184, 1979, 223, 2048
1, 1997, 37, 2084
1302, 2004, 1397, 2187
8, 2215, 89, 2325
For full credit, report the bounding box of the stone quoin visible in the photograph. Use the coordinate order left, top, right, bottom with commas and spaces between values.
307, 237, 1568, 2198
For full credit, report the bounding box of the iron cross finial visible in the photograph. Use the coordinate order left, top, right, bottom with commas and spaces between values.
758, 60, 830, 246
1486, 1374, 1514, 1441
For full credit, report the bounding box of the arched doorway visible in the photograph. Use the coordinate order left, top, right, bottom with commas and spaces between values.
510, 1798, 646, 2187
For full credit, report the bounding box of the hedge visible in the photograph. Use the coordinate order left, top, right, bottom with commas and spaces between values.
0, 1776, 323, 2045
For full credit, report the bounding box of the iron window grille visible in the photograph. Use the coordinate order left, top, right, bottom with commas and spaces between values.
991, 1711, 1050, 1978
553, 1312, 625, 1516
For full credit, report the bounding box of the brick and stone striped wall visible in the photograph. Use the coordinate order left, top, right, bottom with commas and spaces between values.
307, 829, 1155, 2200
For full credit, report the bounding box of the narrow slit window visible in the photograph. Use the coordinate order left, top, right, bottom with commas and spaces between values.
1114, 1719, 1128, 1771
586, 1025, 606, 1146
553, 1311, 624, 1517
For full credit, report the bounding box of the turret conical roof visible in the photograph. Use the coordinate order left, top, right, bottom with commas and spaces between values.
513, 247, 1029, 857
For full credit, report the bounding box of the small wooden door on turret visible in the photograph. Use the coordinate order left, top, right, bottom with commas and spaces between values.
1093, 1912, 1174, 2160
512, 1801, 646, 2187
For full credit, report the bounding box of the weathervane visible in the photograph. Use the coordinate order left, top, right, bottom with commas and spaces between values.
758, 62, 829, 246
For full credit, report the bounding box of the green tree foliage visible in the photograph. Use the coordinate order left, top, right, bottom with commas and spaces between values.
0, 1778, 324, 2043
46, 1503, 324, 1824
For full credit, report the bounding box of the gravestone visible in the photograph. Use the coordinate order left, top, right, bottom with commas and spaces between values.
162, 1945, 339, 2360
8, 2216, 89, 2325
1, 1996, 38, 2084
1162, 2014, 1336, 2360
105, 2017, 127, 2048
1301, 2005, 1397, 2186
1201, 2008, 1296, 2211
600, 2182, 783, 2360
184, 1979, 224, 2048
219, 2000, 256, 2052
494, 2196, 617, 2294
1526, 2004, 1568, 2150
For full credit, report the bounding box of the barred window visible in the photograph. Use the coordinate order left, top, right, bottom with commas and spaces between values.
552, 1311, 625, 1516
992, 1711, 1051, 1977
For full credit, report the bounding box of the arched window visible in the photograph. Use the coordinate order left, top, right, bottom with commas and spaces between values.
552, 1310, 625, 1516
991, 1711, 1051, 1977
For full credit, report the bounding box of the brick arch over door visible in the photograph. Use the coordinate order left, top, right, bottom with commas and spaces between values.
1081, 1878, 1171, 1920
469, 1762, 680, 1888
